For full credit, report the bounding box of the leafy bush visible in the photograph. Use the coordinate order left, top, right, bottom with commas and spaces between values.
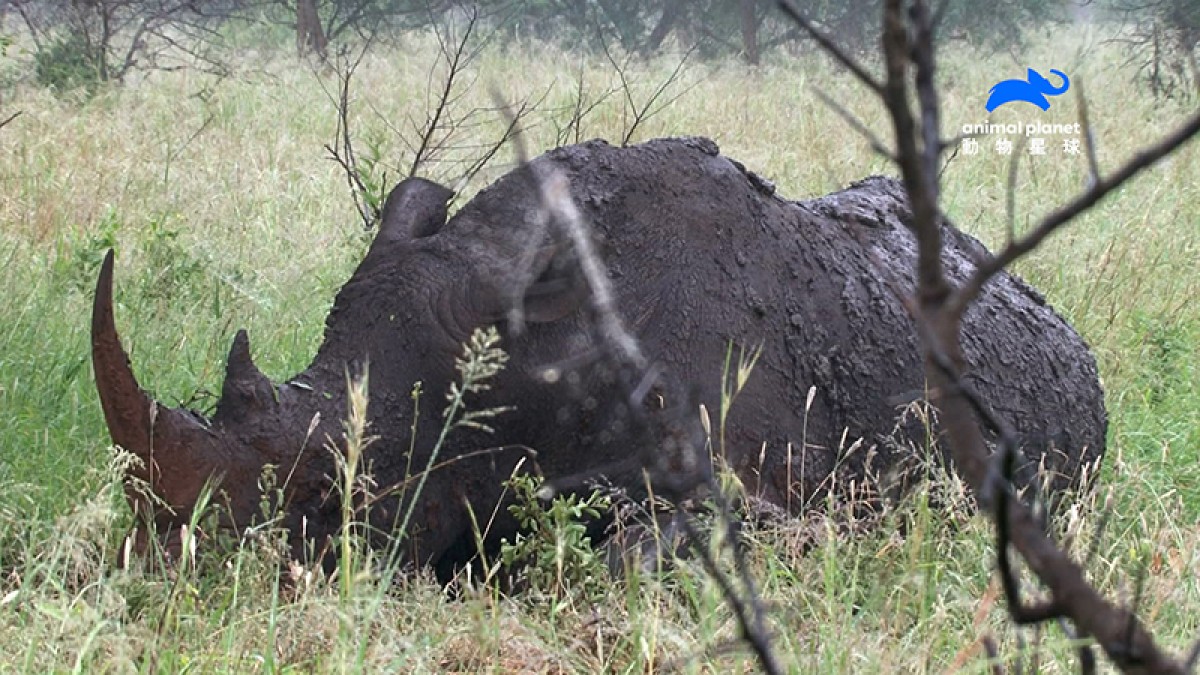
138, 217, 205, 301
499, 474, 611, 602
34, 33, 104, 94
58, 210, 120, 294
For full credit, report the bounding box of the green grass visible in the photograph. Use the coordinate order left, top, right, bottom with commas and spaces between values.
1, 24, 1198, 672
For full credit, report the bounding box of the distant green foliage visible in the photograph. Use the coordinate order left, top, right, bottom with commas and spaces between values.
499, 474, 611, 602
59, 210, 120, 294
1104, 0, 1200, 98
490, 0, 1065, 59
34, 33, 104, 95
55, 210, 204, 300
354, 129, 392, 229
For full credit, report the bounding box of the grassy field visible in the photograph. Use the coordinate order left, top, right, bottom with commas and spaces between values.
0, 21, 1198, 673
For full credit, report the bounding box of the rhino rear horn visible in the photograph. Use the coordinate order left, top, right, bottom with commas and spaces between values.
357, 178, 455, 273
214, 329, 276, 424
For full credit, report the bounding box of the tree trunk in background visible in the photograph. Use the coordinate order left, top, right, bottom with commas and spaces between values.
296, 0, 327, 59
644, 0, 683, 54
740, 0, 759, 65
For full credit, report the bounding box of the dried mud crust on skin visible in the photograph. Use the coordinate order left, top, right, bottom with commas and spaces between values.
515, 137, 1103, 498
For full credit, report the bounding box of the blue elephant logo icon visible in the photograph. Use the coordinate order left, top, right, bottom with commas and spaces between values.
985, 68, 1070, 112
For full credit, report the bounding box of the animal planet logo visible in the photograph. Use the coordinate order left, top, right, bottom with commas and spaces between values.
985, 68, 1070, 113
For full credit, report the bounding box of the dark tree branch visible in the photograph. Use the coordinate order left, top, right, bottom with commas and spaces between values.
677, 512, 782, 675
778, 0, 1200, 672
0, 111, 21, 131
1058, 618, 1099, 675
880, 0, 949, 306
996, 446, 1064, 625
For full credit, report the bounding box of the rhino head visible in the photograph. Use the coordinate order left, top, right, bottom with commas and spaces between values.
93, 174, 587, 570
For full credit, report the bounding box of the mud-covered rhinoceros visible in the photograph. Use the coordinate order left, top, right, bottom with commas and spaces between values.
92, 137, 1105, 580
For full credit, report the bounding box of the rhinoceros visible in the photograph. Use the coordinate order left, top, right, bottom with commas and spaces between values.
92, 137, 1106, 580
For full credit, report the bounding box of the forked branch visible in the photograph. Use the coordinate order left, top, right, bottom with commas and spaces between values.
322, 43, 378, 230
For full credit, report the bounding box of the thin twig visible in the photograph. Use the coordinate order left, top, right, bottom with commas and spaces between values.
776, 0, 883, 94
599, 35, 696, 147
320, 42, 377, 230
812, 89, 897, 162
951, 109, 1200, 317
410, 5, 478, 177
1075, 80, 1101, 189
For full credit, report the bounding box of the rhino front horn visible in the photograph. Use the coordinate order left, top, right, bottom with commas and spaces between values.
92, 249, 162, 463
91, 250, 224, 497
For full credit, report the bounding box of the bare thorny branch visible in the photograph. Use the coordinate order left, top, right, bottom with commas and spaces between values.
778, 0, 1200, 672
321, 4, 540, 230
397, 2, 540, 186
11, 0, 229, 83
321, 41, 377, 230
408, 3, 480, 178
597, 32, 698, 147
552, 58, 621, 147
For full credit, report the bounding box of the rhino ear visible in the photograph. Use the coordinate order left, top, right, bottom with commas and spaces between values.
377, 177, 454, 242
